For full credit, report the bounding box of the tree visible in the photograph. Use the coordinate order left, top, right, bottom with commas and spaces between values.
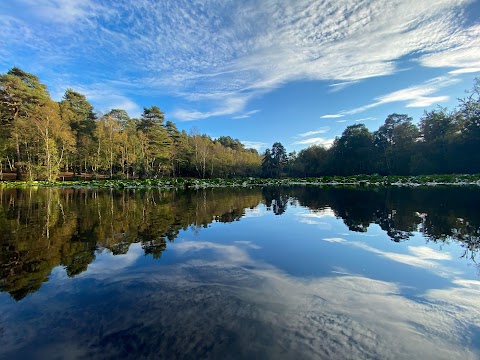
137, 106, 171, 177
0, 67, 50, 179
414, 108, 455, 174
59, 89, 96, 175
454, 78, 480, 173
291, 145, 328, 177
32, 99, 75, 181
271, 142, 287, 177
95, 113, 122, 178
330, 124, 375, 175
261, 143, 288, 178
374, 114, 418, 175
261, 148, 273, 178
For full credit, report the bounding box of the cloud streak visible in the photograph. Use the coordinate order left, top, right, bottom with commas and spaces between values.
322, 75, 460, 118
240, 140, 268, 151
297, 127, 330, 137
292, 137, 335, 148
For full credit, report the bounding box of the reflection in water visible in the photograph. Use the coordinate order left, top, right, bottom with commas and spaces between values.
1, 240, 479, 359
1, 186, 480, 300
0, 187, 263, 300
0, 186, 480, 359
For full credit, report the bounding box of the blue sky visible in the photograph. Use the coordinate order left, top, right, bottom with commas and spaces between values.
1, 0, 479, 152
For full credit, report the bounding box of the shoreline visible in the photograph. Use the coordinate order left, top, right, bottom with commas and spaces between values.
1, 175, 479, 189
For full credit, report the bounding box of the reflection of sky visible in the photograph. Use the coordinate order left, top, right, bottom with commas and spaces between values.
1, 203, 479, 359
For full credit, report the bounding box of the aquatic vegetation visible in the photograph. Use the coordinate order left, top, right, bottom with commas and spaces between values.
1, 174, 479, 190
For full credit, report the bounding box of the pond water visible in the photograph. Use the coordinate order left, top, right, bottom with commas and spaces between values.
0, 186, 479, 359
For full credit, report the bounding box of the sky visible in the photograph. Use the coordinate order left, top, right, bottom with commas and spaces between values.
1, 0, 479, 153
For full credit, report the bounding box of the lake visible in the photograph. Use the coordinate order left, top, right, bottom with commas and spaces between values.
0, 186, 479, 359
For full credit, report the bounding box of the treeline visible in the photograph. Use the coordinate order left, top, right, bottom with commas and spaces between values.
263, 79, 480, 177
2, 67, 479, 181
0, 67, 261, 181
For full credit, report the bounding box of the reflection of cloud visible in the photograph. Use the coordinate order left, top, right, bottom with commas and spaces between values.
296, 209, 336, 229
409, 246, 451, 261
1, 241, 479, 359
354, 243, 453, 272
296, 207, 335, 219
78, 243, 143, 277
243, 207, 267, 218
330, 239, 459, 278
234, 241, 261, 250
173, 241, 251, 263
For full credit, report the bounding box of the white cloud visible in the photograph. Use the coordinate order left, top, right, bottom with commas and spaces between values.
322, 237, 347, 243
420, 24, 480, 72
173, 96, 250, 121
329, 81, 359, 92
354, 117, 376, 122
232, 109, 260, 120
321, 114, 345, 119
240, 140, 268, 151
297, 127, 330, 137
63, 84, 142, 118
326, 75, 459, 117
17, 0, 101, 24
406, 96, 450, 108
292, 137, 335, 148
2, 0, 479, 119
449, 67, 480, 75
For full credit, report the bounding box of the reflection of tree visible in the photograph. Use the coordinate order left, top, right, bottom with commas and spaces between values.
1, 186, 480, 300
262, 187, 289, 215
283, 186, 480, 252
0, 187, 263, 300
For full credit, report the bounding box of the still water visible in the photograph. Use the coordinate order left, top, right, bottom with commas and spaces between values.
0, 186, 479, 359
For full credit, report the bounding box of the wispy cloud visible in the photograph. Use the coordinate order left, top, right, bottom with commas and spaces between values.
420, 24, 480, 73
297, 127, 330, 137
16, 0, 105, 24
232, 109, 260, 120
321, 114, 344, 119
1, 0, 478, 119
172, 96, 250, 121
354, 117, 376, 122
240, 140, 268, 151
323, 75, 459, 117
292, 137, 335, 148
57, 83, 142, 118
329, 81, 359, 92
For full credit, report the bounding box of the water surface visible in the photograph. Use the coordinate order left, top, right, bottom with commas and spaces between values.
0, 186, 479, 359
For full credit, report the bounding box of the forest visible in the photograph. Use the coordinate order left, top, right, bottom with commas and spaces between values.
0, 67, 261, 181
264, 79, 480, 177
1, 67, 479, 181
